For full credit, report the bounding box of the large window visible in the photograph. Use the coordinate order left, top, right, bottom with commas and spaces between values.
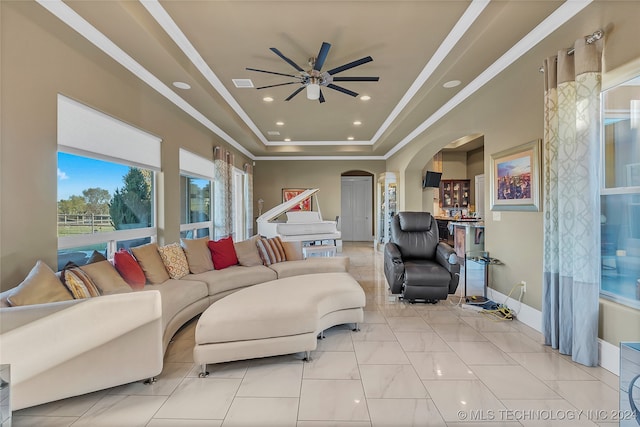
179, 149, 214, 239
57, 95, 160, 269
600, 75, 640, 309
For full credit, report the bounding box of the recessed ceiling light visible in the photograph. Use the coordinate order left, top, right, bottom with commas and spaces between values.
172, 81, 191, 90
347, 136, 355, 141
275, 121, 284, 126
353, 121, 362, 126
443, 80, 461, 88
263, 96, 274, 102
284, 138, 291, 142
360, 95, 371, 101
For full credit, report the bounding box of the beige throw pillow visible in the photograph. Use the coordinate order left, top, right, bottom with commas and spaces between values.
181, 237, 214, 273
158, 243, 190, 279
80, 260, 131, 295
7, 260, 73, 306
281, 241, 304, 261
234, 235, 263, 267
131, 243, 170, 284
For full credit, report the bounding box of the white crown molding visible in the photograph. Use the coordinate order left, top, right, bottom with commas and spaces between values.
254, 156, 385, 161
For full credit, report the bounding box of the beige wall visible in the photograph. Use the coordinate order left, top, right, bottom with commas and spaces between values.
387, 2, 640, 345
253, 160, 385, 230
0, 2, 250, 290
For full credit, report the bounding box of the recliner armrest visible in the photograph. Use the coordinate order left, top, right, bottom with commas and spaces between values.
383, 243, 405, 294
436, 242, 458, 273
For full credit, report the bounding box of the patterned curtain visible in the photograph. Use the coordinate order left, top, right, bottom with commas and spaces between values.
542, 37, 602, 366
244, 163, 254, 238
213, 147, 233, 240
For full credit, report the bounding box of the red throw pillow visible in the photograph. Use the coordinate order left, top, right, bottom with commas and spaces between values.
113, 249, 146, 290
208, 237, 239, 270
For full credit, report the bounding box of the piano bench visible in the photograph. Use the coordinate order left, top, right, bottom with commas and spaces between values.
302, 245, 337, 258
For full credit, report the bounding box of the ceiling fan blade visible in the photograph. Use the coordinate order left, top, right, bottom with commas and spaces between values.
332, 76, 379, 82
255, 82, 300, 90
327, 83, 358, 97
319, 90, 325, 103
313, 42, 331, 71
285, 86, 306, 101
326, 56, 373, 75
246, 67, 301, 79
270, 47, 305, 73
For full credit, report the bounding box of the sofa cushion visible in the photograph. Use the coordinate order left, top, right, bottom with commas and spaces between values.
113, 249, 146, 289
267, 257, 350, 279
256, 236, 286, 265
234, 235, 263, 267
208, 237, 239, 270
6, 261, 73, 306
145, 279, 208, 329
181, 237, 214, 274
61, 265, 101, 299
80, 260, 132, 295
158, 243, 190, 279
131, 243, 170, 284
187, 265, 277, 296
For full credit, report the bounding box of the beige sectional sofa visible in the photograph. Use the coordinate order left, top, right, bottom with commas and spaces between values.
0, 238, 350, 411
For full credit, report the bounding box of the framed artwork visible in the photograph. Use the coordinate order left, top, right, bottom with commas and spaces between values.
282, 188, 312, 211
490, 139, 541, 211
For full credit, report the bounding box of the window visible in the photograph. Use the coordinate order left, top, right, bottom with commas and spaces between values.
600, 75, 640, 309
179, 149, 214, 239
57, 95, 161, 269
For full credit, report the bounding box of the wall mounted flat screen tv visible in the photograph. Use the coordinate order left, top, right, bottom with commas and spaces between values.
423, 171, 442, 188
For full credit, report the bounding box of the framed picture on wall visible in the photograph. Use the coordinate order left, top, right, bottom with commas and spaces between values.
490, 139, 541, 211
282, 188, 312, 211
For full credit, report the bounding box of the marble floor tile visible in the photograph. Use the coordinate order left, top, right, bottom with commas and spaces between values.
316, 326, 356, 352
507, 352, 597, 381
362, 310, 387, 324
447, 341, 518, 366
108, 362, 192, 396
482, 332, 548, 353
71, 394, 167, 427
461, 316, 517, 332
407, 351, 477, 380
359, 364, 428, 398
236, 361, 303, 397
154, 378, 240, 419
377, 305, 420, 317
545, 380, 618, 413
148, 420, 222, 427
298, 379, 370, 422
423, 379, 506, 423
386, 316, 433, 332
419, 310, 466, 325
297, 422, 371, 427
501, 399, 600, 426
11, 416, 78, 427
431, 323, 488, 342
222, 397, 298, 427
350, 323, 398, 342
303, 351, 360, 380
367, 398, 445, 426
353, 341, 410, 365
574, 363, 620, 390
394, 331, 452, 352
15, 390, 108, 417
187, 359, 250, 379
472, 365, 560, 400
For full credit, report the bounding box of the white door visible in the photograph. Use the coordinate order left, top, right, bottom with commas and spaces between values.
341, 176, 373, 241
475, 174, 485, 219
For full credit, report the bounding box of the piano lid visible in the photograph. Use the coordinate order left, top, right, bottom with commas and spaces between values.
256, 188, 319, 223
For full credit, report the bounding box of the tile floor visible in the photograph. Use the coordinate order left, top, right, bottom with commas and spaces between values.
12, 242, 621, 426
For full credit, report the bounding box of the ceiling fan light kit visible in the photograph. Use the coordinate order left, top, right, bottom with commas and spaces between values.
247, 41, 379, 103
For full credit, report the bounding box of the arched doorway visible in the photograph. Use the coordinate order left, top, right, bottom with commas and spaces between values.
341, 170, 374, 241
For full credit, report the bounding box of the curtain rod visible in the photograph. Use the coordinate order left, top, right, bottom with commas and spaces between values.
539, 30, 603, 72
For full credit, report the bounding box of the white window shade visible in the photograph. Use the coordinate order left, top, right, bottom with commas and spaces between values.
57, 94, 161, 170
179, 148, 214, 180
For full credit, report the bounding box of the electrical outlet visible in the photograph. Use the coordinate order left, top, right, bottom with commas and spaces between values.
521, 280, 526, 293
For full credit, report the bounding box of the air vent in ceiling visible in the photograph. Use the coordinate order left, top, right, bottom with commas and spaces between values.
267, 131, 280, 136
232, 79, 254, 88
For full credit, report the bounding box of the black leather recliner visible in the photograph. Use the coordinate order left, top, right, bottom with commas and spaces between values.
384, 212, 460, 303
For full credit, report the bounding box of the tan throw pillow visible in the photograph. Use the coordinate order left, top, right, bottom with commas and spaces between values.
234, 235, 263, 267
60, 265, 101, 299
80, 260, 131, 295
7, 260, 72, 306
281, 241, 304, 261
131, 243, 170, 284
158, 243, 190, 279
181, 237, 214, 273
256, 236, 286, 266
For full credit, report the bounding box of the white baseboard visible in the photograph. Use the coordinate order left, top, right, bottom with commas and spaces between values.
486, 288, 619, 375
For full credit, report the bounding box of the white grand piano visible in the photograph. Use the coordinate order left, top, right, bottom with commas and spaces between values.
256, 188, 341, 248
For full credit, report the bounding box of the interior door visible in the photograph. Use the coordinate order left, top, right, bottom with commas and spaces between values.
341, 176, 373, 241
475, 174, 485, 219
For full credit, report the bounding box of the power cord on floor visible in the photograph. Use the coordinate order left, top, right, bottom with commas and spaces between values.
480, 282, 525, 321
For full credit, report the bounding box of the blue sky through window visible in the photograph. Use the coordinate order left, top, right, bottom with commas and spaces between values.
57, 152, 130, 200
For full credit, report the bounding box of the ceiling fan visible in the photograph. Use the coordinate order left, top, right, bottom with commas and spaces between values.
246, 41, 379, 103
